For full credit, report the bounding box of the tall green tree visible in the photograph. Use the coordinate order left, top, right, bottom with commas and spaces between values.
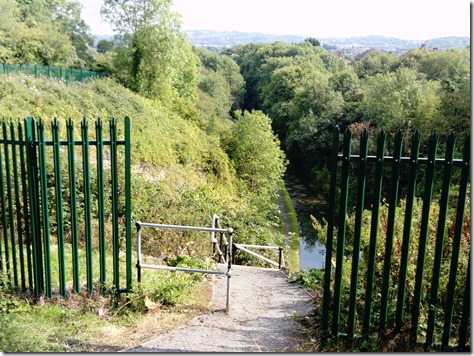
101, 0, 198, 100
226, 111, 287, 198
14, 0, 93, 66
360, 67, 441, 142
0, 0, 94, 66
353, 49, 398, 78
415, 49, 470, 137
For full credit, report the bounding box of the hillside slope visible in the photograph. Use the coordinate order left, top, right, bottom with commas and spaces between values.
0, 73, 285, 261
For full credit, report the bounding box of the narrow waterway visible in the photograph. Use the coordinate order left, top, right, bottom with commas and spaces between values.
284, 169, 326, 270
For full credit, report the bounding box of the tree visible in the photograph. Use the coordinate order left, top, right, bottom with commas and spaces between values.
55, 0, 94, 64
305, 37, 321, 47
415, 49, 470, 137
360, 68, 442, 142
353, 49, 397, 78
285, 70, 344, 172
96, 39, 115, 53
194, 46, 244, 108
15, 0, 93, 66
226, 111, 287, 197
101, 0, 199, 100
101, 0, 175, 36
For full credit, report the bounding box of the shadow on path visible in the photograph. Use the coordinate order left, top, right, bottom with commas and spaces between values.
124, 264, 314, 352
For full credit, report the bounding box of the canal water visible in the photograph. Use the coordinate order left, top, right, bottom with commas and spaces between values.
284, 170, 327, 271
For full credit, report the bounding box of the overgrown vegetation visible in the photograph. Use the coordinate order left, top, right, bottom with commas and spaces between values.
0, 0, 470, 351
286, 192, 470, 352
228, 41, 470, 188
0, 0, 289, 351
0, 251, 215, 352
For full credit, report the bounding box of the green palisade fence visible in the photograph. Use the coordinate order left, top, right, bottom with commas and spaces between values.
1, 63, 105, 82
323, 127, 470, 350
0, 116, 131, 297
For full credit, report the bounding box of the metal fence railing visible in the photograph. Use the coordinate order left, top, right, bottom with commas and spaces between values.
1, 63, 106, 81
136, 216, 234, 312
322, 127, 470, 351
0, 116, 131, 297
232, 243, 284, 269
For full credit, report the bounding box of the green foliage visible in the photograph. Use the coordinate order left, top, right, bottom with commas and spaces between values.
353, 49, 398, 78
290, 267, 324, 290
0, 276, 38, 352
225, 110, 287, 198
360, 67, 442, 137
194, 46, 244, 106
0, 0, 93, 67
313, 195, 471, 340
231, 42, 470, 197
0, 69, 288, 266
352, 338, 380, 352
101, 0, 199, 101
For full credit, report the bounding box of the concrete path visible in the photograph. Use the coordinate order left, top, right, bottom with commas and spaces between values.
124, 264, 314, 352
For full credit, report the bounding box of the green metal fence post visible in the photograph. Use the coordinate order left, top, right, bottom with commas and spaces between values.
19, 120, 33, 290
95, 118, 106, 289
380, 129, 403, 331
11, 121, 26, 290
0, 120, 8, 277
52, 118, 66, 297
66, 118, 80, 293
81, 118, 93, 293
110, 117, 120, 291
124, 116, 132, 292
25, 117, 43, 296
442, 134, 470, 350
395, 129, 421, 332
3, 119, 20, 287
37, 118, 52, 298
363, 129, 386, 336
425, 132, 456, 347
332, 128, 352, 338
322, 126, 340, 341
410, 131, 438, 346
457, 254, 470, 351
347, 129, 369, 339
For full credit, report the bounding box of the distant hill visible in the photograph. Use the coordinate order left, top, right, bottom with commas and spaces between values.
184, 30, 305, 48
183, 30, 469, 51
91, 31, 469, 52
319, 35, 470, 50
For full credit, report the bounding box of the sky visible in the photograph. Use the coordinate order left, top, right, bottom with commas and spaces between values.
78, 0, 471, 40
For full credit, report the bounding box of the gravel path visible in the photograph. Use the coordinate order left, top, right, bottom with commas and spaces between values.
124, 264, 314, 352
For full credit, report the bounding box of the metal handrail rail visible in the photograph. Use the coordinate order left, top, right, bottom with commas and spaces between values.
212, 214, 229, 264
233, 243, 285, 269
135, 217, 234, 312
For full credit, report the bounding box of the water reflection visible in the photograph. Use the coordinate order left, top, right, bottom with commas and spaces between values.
284, 170, 326, 270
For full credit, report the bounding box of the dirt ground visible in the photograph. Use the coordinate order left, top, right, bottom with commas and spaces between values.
124, 264, 315, 352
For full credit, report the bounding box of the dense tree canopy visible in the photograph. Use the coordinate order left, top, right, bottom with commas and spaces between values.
101, 0, 198, 101
0, 0, 93, 66
0, 0, 469, 220
225, 110, 287, 198
228, 40, 470, 186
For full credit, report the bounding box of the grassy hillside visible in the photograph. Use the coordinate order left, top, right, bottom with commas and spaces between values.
0, 72, 289, 351
0, 72, 284, 261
